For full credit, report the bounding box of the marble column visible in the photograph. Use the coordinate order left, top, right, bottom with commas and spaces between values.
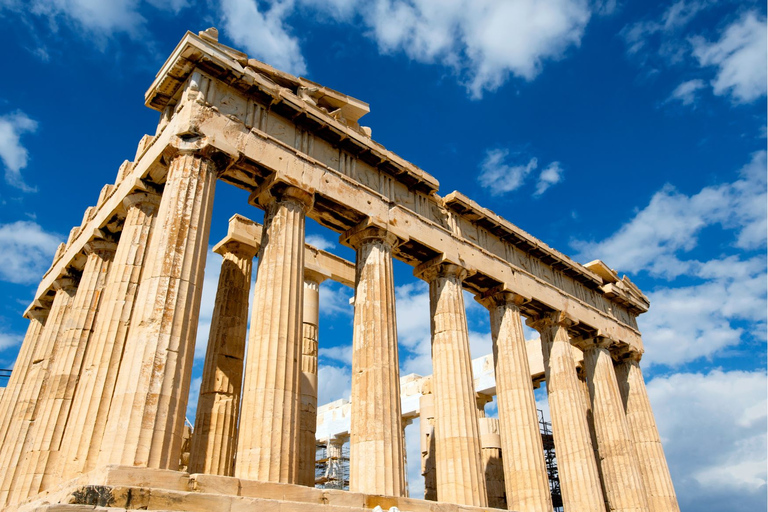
18, 241, 116, 500
615, 354, 681, 512
236, 185, 313, 483
0, 276, 77, 507
582, 339, 649, 512
343, 224, 405, 496
0, 307, 49, 454
298, 268, 327, 487
419, 390, 437, 501
101, 149, 220, 470
415, 260, 487, 507
477, 290, 552, 512
478, 417, 507, 510
532, 312, 605, 512
188, 235, 259, 476
61, 191, 161, 480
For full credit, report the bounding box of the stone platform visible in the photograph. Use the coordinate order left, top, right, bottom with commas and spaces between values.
12, 466, 499, 512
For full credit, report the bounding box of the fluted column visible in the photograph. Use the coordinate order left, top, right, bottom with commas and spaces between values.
61, 191, 160, 480
477, 290, 552, 512
18, 241, 115, 500
615, 354, 680, 512
419, 390, 437, 501
0, 307, 49, 453
343, 224, 405, 496
101, 149, 220, 470
298, 268, 326, 486
532, 312, 605, 512
582, 339, 649, 512
415, 259, 487, 507
188, 235, 258, 476
236, 185, 313, 483
478, 417, 507, 510
0, 277, 77, 507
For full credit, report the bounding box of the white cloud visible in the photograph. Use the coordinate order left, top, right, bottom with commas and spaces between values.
317, 364, 351, 404
478, 150, 564, 197
319, 344, 352, 366
573, 151, 767, 278
318, 281, 353, 317
691, 11, 767, 104
364, 0, 591, 97
534, 161, 564, 196
648, 369, 767, 511
0, 221, 61, 285
395, 281, 433, 375
24, 0, 146, 36
478, 150, 537, 195
0, 111, 38, 191
305, 234, 335, 251
668, 78, 705, 105
219, 0, 308, 76
639, 256, 766, 367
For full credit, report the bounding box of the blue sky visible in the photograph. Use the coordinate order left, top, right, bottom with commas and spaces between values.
0, 0, 765, 510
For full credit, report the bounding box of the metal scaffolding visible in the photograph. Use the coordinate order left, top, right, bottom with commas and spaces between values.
315, 441, 349, 490
539, 409, 563, 511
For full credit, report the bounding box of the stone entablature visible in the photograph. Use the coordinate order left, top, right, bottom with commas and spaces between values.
29, 29, 647, 354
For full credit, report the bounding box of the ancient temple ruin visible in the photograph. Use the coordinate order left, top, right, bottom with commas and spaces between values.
0, 28, 680, 512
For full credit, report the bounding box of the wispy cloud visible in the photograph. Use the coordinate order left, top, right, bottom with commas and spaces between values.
219, 0, 308, 76
690, 11, 767, 104
0, 111, 38, 192
478, 149, 564, 197
667, 78, 705, 105
0, 221, 61, 284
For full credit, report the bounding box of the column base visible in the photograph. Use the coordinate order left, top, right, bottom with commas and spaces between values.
9, 466, 502, 512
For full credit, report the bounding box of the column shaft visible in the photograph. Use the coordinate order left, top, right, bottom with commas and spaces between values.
101, 151, 219, 469
480, 293, 552, 512
298, 271, 324, 486
235, 186, 312, 483
16, 242, 115, 501
417, 261, 487, 507
0, 278, 77, 507
584, 342, 649, 512
419, 392, 437, 501
536, 314, 606, 512
345, 226, 405, 496
60, 192, 160, 480
0, 309, 49, 453
615, 357, 681, 512
188, 240, 256, 476
478, 417, 507, 510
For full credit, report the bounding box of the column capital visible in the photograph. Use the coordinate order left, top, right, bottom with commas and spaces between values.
83, 239, 118, 257
475, 286, 530, 310
413, 254, 473, 283
304, 267, 330, 286
248, 177, 314, 211
340, 219, 402, 250
123, 190, 162, 212
526, 310, 577, 332
168, 135, 237, 173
